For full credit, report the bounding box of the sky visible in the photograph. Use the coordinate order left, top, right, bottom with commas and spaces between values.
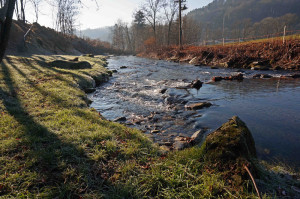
24, 0, 214, 30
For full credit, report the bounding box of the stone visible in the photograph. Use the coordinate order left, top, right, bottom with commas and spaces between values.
212, 76, 223, 82
211, 66, 218, 69
173, 138, 189, 150
151, 130, 160, 134
185, 102, 212, 110
260, 74, 272, 78
191, 130, 205, 144
160, 88, 167, 94
218, 62, 229, 68
252, 74, 261, 79
49, 60, 92, 69
231, 73, 244, 80
190, 79, 203, 90
84, 88, 96, 93
189, 57, 199, 65
113, 117, 127, 122
120, 66, 128, 69
112, 70, 118, 73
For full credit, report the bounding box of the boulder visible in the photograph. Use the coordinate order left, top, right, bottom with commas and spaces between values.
49, 60, 92, 69
112, 70, 118, 73
120, 66, 128, 69
185, 102, 212, 110
203, 116, 257, 175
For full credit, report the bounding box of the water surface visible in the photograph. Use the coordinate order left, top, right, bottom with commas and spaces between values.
89, 56, 300, 168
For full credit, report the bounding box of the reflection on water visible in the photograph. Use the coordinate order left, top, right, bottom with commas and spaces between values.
89, 56, 300, 168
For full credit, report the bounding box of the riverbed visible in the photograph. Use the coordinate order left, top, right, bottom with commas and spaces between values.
89, 56, 300, 168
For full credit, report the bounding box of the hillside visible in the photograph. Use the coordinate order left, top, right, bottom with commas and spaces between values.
6, 21, 117, 56
78, 26, 112, 43
186, 0, 300, 42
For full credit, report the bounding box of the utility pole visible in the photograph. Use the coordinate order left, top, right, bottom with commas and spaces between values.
175, 0, 187, 49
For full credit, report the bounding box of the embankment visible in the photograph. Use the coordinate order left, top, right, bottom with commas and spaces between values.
139, 36, 300, 71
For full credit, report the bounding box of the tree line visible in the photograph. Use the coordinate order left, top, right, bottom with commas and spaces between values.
111, 0, 300, 53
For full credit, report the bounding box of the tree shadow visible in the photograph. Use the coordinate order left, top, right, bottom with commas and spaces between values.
0, 59, 126, 197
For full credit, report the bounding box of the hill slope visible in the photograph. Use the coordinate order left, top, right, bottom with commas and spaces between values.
6, 21, 116, 56
186, 0, 300, 41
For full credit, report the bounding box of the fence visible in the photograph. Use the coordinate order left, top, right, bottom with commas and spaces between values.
186, 29, 300, 47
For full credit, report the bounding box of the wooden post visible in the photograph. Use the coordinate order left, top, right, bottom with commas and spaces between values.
283, 25, 286, 45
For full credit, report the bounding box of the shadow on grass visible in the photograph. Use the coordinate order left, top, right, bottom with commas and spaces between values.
0, 59, 132, 198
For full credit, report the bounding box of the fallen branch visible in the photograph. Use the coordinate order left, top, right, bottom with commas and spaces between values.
244, 164, 262, 199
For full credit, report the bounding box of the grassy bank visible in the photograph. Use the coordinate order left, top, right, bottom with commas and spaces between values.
0, 55, 299, 198
139, 35, 300, 71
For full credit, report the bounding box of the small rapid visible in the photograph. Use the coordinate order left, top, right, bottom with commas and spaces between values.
89, 56, 300, 167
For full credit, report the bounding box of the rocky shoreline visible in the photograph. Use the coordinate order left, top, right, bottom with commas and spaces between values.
139, 38, 300, 71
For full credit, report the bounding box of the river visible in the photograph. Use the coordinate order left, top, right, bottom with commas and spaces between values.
89, 56, 300, 168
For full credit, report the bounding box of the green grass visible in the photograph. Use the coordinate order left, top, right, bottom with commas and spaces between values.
0, 55, 298, 198
0, 55, 157, 198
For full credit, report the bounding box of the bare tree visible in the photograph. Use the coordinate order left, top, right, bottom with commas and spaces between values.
30, 0, 42, 22
162, 0, 177, 45
56, 0, 79, 35
0, 0, 16, 63
141, 0, 163, 39
14, 0, 26, 22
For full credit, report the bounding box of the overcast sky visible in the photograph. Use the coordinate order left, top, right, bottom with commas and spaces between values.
25, 0, 213, 30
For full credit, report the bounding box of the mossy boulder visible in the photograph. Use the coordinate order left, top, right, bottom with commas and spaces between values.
49, 60, 92, 69
203, 116, 257, 180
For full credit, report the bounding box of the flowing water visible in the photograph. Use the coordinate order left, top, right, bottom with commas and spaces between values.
89, 56, 300, 168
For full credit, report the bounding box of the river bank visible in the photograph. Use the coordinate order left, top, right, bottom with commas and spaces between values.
1, 55, 299, 198
139, 36, 300, 71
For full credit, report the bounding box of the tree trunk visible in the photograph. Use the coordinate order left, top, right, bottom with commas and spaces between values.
0, 0, 16, 63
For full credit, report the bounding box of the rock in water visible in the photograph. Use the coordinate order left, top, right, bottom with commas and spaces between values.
203, 116, 257, 176
185, 102, 212, 110
191, 130, 205, 144
113, 117, 127, 122
190, 79, 203, 90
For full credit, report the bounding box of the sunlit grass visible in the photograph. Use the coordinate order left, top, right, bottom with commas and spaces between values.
0, 55, 298, 198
